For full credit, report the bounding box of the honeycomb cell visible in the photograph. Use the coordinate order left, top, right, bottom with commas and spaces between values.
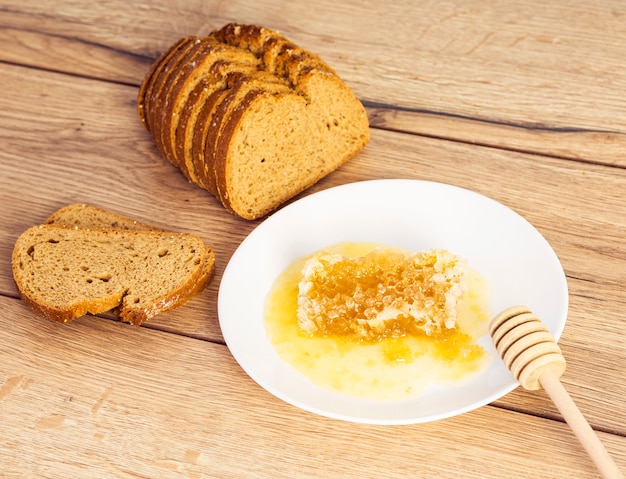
297, 249, 468, 342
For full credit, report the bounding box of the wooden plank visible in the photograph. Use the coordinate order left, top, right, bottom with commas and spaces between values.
0, 62, 623, 434
0, 0, 625, 164
0, 297, 624, 479
367, 106, 626, 167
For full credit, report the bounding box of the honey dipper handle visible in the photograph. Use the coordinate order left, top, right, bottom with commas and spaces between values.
539, 370, 624, 479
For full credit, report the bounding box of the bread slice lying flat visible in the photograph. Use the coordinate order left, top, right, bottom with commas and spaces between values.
13, 206, 214, 326
45, 203, 215, 301
138, 23, 370, 220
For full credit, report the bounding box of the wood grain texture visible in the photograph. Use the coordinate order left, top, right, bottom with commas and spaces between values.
0, 297, 624, 479
1, 0, 625, 164
0, 1, 625, 477
0, 61, 623, 436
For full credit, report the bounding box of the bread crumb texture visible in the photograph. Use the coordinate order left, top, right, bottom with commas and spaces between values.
13, 210, 214, 325
138, 23, 370, 219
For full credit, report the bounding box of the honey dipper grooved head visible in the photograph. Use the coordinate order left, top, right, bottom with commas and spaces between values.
490, 307, 566, 390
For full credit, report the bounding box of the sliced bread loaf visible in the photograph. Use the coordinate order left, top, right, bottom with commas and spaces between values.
139, 23, 369, 220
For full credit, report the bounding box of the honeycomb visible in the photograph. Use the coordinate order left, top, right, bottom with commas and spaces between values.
296, 249, 467, 342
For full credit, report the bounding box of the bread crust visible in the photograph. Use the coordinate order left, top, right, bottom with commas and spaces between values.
142, 37, 197, 133
151, 39, 204, 168
138, 37, 191, 130
211, 23, 275, 52
191, 70, 247, 195
45, 203, 161, 231
204, 73, 291, 207
162, 40, 260, 175
212, 23, 337, 81
175, 53, 260, 182
156, 40, 211, 170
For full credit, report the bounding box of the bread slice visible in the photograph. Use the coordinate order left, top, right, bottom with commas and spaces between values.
154, 39, 209, 170
12, 223, 213, 326
201, 73, 291, 206
190, 69, 259, 194
176, 59, 257, 186
156, 39, 252, 172
213, 67, 369, 219
45, 203, 215, 305
150, 39, 206, 166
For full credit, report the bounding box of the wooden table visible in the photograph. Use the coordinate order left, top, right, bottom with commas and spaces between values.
0, 1, 624, 477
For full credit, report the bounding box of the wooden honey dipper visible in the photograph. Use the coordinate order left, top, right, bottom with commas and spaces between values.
490, 306, 624, 479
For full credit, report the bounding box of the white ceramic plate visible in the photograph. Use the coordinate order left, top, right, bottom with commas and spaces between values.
218, 179, 568, 425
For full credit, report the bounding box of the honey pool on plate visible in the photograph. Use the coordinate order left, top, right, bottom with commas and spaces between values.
264, 243, 492, 401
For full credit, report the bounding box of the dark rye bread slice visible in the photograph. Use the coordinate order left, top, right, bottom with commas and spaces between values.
12, 224, 212, 326
44, 203, 215, 300
212, 67, 369, 219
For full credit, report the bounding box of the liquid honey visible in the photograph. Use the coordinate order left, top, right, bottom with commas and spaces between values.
264, 242, 492, 401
